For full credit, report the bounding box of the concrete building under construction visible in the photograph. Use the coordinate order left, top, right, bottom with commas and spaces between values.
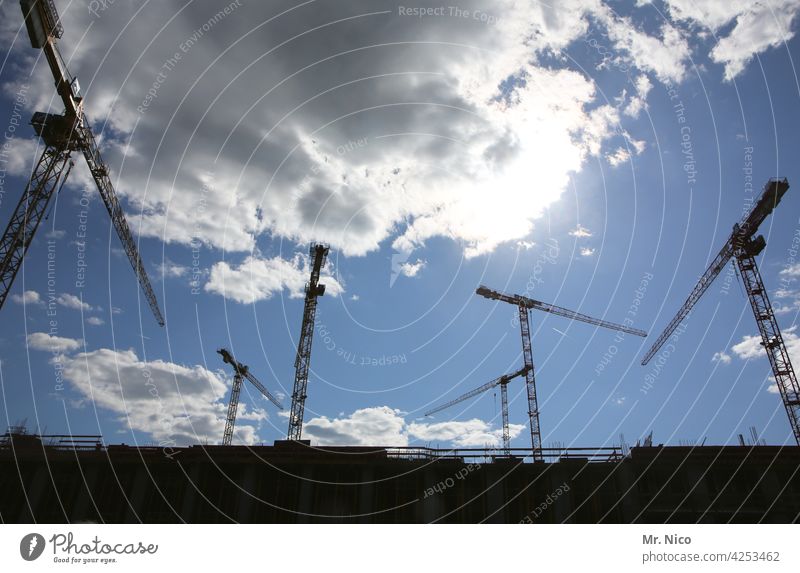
2, 431, 798, 523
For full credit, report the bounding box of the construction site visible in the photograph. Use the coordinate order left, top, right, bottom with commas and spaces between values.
2, 430, 799, 523
0, 1, 798, 524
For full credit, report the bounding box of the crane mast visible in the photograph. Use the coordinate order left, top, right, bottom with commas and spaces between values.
477, 285, 646, 460
287, 244, 329, 440
641, 178, 799, 445
217, 348, 283, 446
735, 246, 800, 442
0, 0, 164, 325
500, 380, 510, 454
0, 146, 71, 309
518, 304, 541, 461
223, 371, 244, 447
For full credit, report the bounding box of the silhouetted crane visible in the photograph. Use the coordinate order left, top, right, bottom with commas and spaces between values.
425, 366, 530, 456
287, 243, 329, 440
217, 348, 283, 446
642, 178, 799, 445
477, 286, 647, 461
0, 0, 163, 324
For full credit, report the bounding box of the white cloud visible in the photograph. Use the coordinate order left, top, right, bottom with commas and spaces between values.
56, 293, 92, 311
2, 0, 779, 270
398, 259, 426, 278
712, 351, 732, 364
629, 137, 647, 155
11, 290, 41, 305
0, 137, 37, 178
711, 4, 800, 80
624, 75, 653, 118
664, 0, 754, 29
27, 332, 83, 353
599, 14, 691, 83
580, 247, 596, 257
780, 263, 800, 278
0, 1, 689, 265
204, 251, 343, 304
664, 0, 800, 81
408, 419, 525, 447
350, 294, 360, 301
730, 327, 800, 395
731, 334, 766, 360
304, 407, 408, 446
569, 225, 593, 238
58, 348, 265, 445
86, 317, 105, 326
774, 285, 800, 315
155, 260, 188, 280
606, 147, 631, 167
303, 406, 524, 447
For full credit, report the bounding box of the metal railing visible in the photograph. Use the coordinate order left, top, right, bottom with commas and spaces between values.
385, 446, 625, 464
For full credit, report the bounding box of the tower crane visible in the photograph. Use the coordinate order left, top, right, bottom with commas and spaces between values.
217, 348, 283, 446
477, 285, 647, 461
642, 178, 800, 445
0, 0, 164, 325
425, 366, 530, 456
287, 243, 329, 440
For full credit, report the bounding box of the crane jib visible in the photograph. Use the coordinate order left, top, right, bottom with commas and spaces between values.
477, 286, 647, 337
641, 179, 789, 366
423, 367, 529, 417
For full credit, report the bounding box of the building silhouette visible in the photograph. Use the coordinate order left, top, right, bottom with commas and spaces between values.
1, 431, 798, 523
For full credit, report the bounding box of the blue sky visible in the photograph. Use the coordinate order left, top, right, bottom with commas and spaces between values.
1, 0, 799, 450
